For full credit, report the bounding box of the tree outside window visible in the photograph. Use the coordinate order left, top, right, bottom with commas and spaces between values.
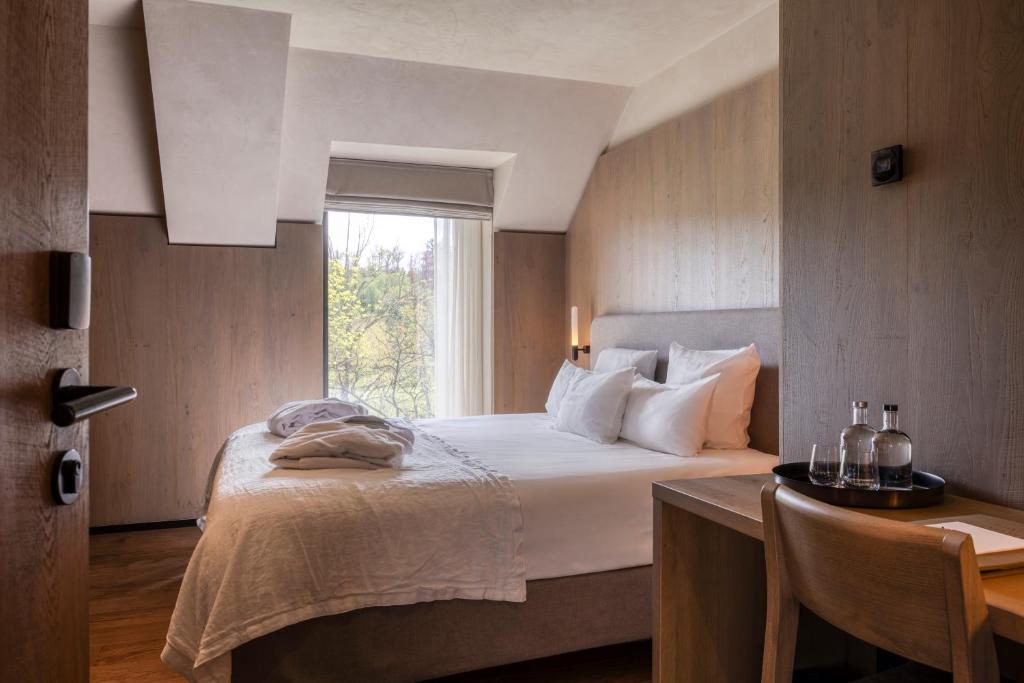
326, 211, 436, 419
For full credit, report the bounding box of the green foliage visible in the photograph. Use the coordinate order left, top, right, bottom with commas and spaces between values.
326, 219, 435, 419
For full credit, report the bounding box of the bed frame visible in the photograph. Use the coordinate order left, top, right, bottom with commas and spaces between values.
231, 308, 781, 682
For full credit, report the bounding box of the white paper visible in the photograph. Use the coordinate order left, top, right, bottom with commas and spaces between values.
925, 521, 1024, 555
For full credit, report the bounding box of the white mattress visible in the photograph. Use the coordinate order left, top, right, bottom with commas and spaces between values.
418, 412, 777, 580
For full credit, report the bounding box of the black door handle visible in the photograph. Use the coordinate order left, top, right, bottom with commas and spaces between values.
51, 368, 137, 427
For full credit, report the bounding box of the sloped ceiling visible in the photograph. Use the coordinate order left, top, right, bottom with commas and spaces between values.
91, 0, 775, 85
88, 0, 776, 244
277, 49, 629, 229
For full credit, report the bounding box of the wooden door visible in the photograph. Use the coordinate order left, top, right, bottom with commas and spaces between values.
0, 1, 90, 680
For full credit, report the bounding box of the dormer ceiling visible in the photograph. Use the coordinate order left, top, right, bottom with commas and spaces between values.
88, 0, 777, 245
91, 0, 775, 86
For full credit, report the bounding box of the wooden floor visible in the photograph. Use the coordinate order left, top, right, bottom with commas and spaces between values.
90, 527, 201, 682
89, 527, 652, 682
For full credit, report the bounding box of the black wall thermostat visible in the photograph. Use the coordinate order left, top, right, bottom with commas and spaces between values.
49, 251, 91, 330
871, 145, 903, 186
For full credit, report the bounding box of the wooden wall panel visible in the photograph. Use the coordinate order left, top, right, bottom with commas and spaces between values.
0, 1, 90, 678
493, 232, 566, 413
780, 0, 910, 459
781, 0, 1024, 505
89, 216, 323, 525
566, 71, 779, 360
906, 0, 1024, 504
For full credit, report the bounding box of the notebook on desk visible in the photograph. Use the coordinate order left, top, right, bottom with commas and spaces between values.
917, 514, 1024, 572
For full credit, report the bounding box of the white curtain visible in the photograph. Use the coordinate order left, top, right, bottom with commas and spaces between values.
434, 218, 493, 418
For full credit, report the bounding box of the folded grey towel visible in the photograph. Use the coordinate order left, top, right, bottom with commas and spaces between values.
267, 398, 368, 437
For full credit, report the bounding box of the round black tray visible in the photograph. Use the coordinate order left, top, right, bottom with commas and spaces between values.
772, 462, 945, 509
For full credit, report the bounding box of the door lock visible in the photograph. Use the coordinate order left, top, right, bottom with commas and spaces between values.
52, 449, 83, 505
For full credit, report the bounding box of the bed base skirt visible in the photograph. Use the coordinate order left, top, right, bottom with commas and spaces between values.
231, 565, 652, 682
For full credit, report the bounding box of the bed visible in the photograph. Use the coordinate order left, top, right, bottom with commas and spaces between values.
164, 308, 781, 682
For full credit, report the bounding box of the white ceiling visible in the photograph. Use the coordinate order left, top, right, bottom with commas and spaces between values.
90, 0, 775, 86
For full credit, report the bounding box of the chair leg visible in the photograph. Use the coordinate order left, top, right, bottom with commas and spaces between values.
762, 594, 800, 683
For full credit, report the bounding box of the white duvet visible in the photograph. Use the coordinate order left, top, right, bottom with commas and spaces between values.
421, 413, 777, 579
163, 413, 777, 682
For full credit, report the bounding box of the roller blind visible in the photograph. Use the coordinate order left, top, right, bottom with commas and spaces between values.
325, 158, 493, 220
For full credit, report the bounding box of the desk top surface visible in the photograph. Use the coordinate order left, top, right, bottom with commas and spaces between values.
653, 473, 1024, 643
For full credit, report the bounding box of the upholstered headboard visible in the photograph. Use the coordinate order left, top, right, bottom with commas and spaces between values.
590, 308, 781, 455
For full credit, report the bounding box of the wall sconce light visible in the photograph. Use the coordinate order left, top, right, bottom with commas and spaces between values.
570, 306, 590, 362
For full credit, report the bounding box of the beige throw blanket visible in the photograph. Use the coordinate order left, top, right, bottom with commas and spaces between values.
270, 415, 415, 469
162, 423, 526, 683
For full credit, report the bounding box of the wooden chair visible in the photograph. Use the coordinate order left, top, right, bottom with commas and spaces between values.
760, 482, 999, 683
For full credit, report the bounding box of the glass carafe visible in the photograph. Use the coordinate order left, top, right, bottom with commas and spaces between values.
874, 404, 912, 490
840, 401, 879, 490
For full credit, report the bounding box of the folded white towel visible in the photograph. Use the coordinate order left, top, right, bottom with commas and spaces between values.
267, 398, 368, 437
270, 415, 416, 470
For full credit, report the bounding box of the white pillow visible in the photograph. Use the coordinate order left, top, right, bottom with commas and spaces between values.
666, 342, 760, 449
554, 367, 635, 444
545, 360, 584, 417
592, 347, 658, 380
620, 375, 720, 456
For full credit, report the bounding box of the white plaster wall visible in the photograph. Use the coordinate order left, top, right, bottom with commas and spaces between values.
278, 49, 629, 230
609, 3, 778, 148
143, 0, 290, 245
88, 25, 163, 216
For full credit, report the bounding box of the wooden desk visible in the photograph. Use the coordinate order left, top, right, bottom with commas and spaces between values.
653, 474, 1024, 682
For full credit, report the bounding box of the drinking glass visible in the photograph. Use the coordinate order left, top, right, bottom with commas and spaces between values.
808, 444, 840, 486
840, 447, 880, 491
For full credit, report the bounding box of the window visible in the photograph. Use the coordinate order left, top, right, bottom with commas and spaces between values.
326, 211, 437, 419
325, 210, 492, 420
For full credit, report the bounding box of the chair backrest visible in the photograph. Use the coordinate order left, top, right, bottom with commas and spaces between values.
761, 482, 998, 681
